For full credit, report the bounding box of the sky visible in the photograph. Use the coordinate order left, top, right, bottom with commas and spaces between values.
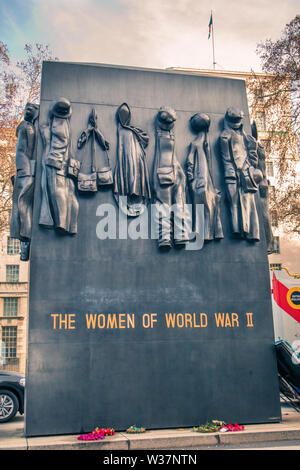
0, 0, 299, 72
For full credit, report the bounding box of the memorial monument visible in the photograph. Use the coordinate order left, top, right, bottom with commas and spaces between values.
9, 62, 280, 436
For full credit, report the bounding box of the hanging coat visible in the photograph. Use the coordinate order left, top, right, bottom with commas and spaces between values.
219, 118, 261, 241
39, 110, 79, 235
186, 132, 223, 240
10, 118, 37, 241
113, 103, 151, 217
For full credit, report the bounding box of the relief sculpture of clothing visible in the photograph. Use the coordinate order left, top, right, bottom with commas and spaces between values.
10, 102, 39, 260
219, 107, 263, 241
251, 121, 274, 253
186, 113, 223, 241
39, 98, 79, 235
152, 106, 189, 248
113, 103, 151, 217
77, 108, 112, 192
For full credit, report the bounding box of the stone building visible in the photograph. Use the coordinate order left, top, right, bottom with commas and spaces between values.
0, 231, 29, 374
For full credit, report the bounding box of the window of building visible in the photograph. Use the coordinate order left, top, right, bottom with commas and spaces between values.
7, 209, 12, 224
6, 265, 19, 283
256, 112, 266, 131
272, 236, 280, 254
271, 210, 278, 227
257, 88, 264, 103
261, 139, 271, 154
7, 237, 20, 255
269, 185, 275, 198
270, 263, 282, 270
266, 161, 274, 177
3, 298, 19, 317
1, 326, 17, 358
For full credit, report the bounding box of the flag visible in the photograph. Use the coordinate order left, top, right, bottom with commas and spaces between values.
208, 13, 213, 39
272, 272, 300, 324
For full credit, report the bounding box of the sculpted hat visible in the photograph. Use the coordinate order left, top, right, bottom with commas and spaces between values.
225, 108, 244, 128
190, 113, 210, 133
117, 102, 131, 126
25, 102, 39, 111
24, 102, 39, 121
50, 98, 72, 119
157, 106, 177, 130
226, 107, 244, 122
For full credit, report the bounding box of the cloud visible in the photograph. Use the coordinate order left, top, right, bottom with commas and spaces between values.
4, 0, 300, 72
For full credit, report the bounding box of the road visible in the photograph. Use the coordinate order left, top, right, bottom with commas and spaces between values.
0, 413, 24, 439
176, 440, 300, 450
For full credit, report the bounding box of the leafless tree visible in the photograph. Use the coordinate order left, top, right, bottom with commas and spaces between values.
0, 42, 58, 234
246, 15, 300, 234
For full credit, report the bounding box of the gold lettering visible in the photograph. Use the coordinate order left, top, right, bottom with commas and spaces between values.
215, 313, 225, 327
97, 314, 106, 329
165, 313, 176, 328
231, 313, 239, 327
200, 313, 208, 328
51, 314, 59, 329
107, 314, 117, 329
177, 313, 184, 328
86, 314, 97, 329
68, 314, 76, 329
119, 314, 126, 328
51, 313, 76, 329
150, 313, 157, 328
224, 313, 232, 328
127, 314, 135, 328
142, 313, 150, 328
246, 312, 254, 327
185, 313, 193, 328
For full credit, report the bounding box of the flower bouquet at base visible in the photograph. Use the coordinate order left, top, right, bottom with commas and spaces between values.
193, 420, 226, 433
77, 427, 115, 441
219, 423, 245, 432
126, 425, 146, 433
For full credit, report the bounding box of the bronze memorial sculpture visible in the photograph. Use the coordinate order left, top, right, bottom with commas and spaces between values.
186, 113, 223, 241
39, 98, 80, 235
251, 120, 274, 253
152, 106, 189, 248
219, 107, 263, 241
77, 108, 112, 192
10, 102, 39, 261
113, 102, 151, 217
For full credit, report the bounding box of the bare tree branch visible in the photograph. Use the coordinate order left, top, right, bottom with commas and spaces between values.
0, 41, 58, 235
246, 15, 300, 235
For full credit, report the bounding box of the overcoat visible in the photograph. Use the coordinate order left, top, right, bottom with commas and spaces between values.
39, 107, 79, 235
219, 119, 260, 240
10, 119, 37, 241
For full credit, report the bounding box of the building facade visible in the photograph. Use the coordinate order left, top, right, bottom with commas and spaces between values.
0, 232, 29, 373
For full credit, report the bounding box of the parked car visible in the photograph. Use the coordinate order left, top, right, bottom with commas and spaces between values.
0, 371, 25, 422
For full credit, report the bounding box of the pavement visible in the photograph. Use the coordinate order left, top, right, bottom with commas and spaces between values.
1, 406, 300, 450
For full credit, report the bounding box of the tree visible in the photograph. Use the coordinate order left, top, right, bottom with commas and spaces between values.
0, 42, 58, 234
246, 15, 300, 234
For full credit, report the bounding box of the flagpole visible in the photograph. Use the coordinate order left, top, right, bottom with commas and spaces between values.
211, 10, 216, 69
